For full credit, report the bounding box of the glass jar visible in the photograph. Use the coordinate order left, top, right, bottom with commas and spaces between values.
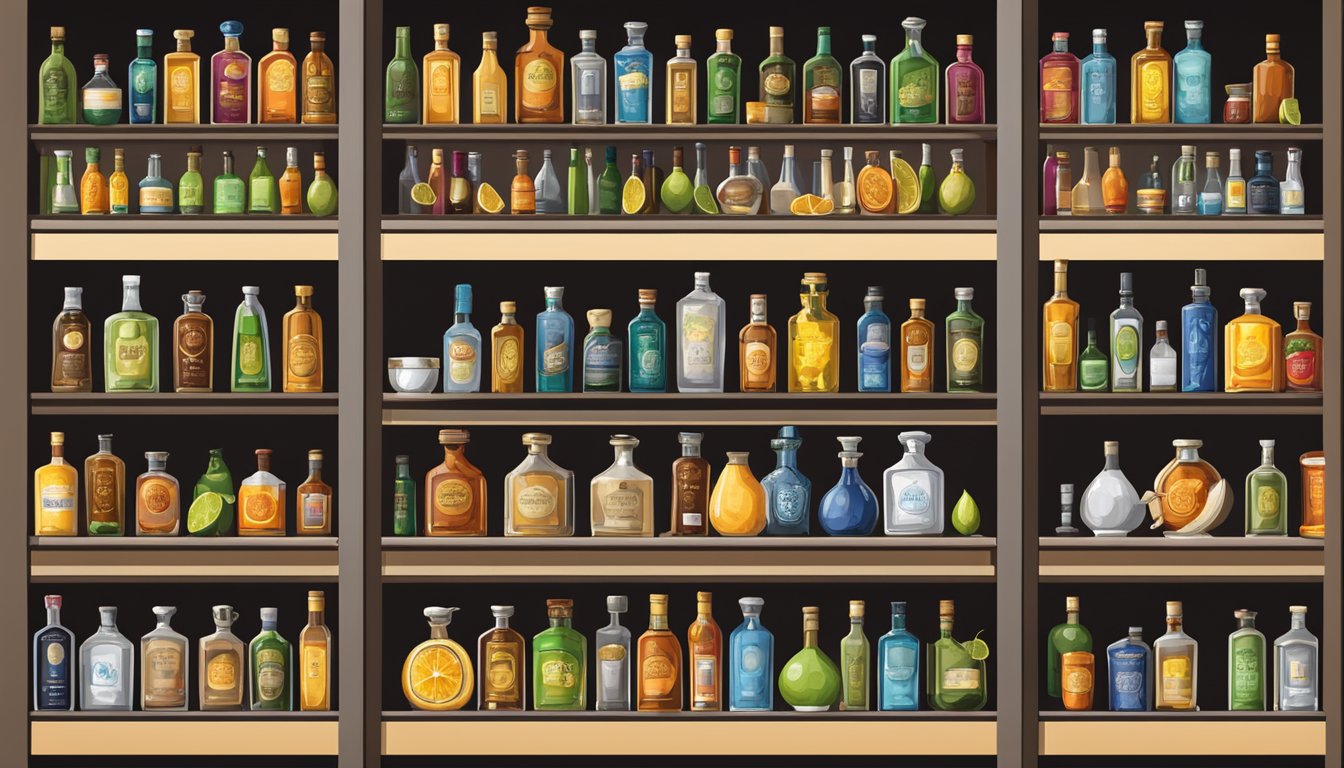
1223, 83, 1251, 123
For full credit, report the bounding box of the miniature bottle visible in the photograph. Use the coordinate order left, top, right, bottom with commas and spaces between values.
688, 592, 723, 710
1109, 273, 1143, 392
779, 606, 841, 710
1246, 440, 1288, 536
628, 289, 666, 392
295, 451, 331, 536
81, 54, 122, 125
491, 301, 524, 393
80, 606, 134, 710
676, 272, 726, 392
403, 607, 472, 710
33, 595, 75, 711
946, 287, 985, 392
716, 146, 763, 215
771, 145, 803, 214
1079, 441, 1142, 536
670, 432, 710, 536
211, 21, 251, 124
883, 432, 945, 535
141, 606, 188, 710
51, 287, 91, 393
788, 272, 840, 393
891, 17, 939, 124
136, 452, 180, 535
1274, 606, 1318, 711
424, 429, 486, 536
819, 436, 878, 536
443, 284, 482, 393
85, 434, 125, 536
38, 27, 77, 124
709, 452, 766, 536
928, 600, 987, 711
1225, 288, 1284, 392
1181, 269, 1218, 391
877, 601, 919, 710
392, 456, 418, 536
1224, 148, 1247, 215
840, 600, 870, 710
591, 435, 654, 536
1054, 150, 1072, 214
1061, 650, 1095, 710
473, 31, 507, 123
666, 34, 697, 125
1040, 32, 1079, 123
1228, 609, 1266, 711
594, 596, 631, 711
505, 433, 575, 537
1252, 34, 1294, 124
510, 149, 535, 212
1080, 29, 1116, 124
137, 153, 174, 214
803, 27, 841, 124
514, 7, 564, 123
536, 286, 575, 392
1149, 321, 1178, 392
855, 287, 891, 392
1131, 21, 1171, 123
258, 28, 298, 123
707, 29, 742, 124
1106, 626, 1151, 711
900, 298, 934, 393
1046, 596, 1093, 700
637, 594, 681, 711
534, 149, 565, 213
1079, 319, 1108, 392
1042, 259, 1080, 391
582, 309, 622, 392
422, 24, 460, 124
729, 597, 774, 710
1173, 21, 1211, 123
1285, 301, 1322, 391
478, 605, 525, 710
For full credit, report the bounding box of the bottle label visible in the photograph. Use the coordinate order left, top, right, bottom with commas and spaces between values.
942, 667, 981, 690
598, 643, 627, 702
693, 654, 717, 704
494, 336, 521, 384
896, 477, 932, 514
763, 70, 791, 98
540, 339, 569, 376
301, 493, 329, 530
1282, 189, 1304, 209
863, 332, 893, 390
139, 187, 173, 208
641, 651, 677, 697
250, 179, 273, 209
954, 70, 977, 119
538, 649, 580, 698
1041, 64, 1073, 121
583, 340, 620, 388
632, 331, 664, 384
305, 74, 333, 113
885, 645, 916, 683
256, 647, 286, 701
1287, 345, 1316, 386
522, 59, 558, 110
140, 478, 175, 517
808, 66, 839, 121
897, 67, 934, 110
671, 70, 692, 117
110, 174, 129, 212
169, 66, 194, 112
681, 310, 717, 381
1113, 322, 1140, 377
618, 63, 651, 121
429, 61, 452, 100
478, 85, 500, 116
1249, 184, 1280, 213
91, 467, 119, 523
1139, 61, 1166, 120
145, 642, 184, 697
217, 59, 249, 118
1047, 320, 1073, 365
1227, 180, 1246, 209
88, 645, 123, 698
1165, 477, 1206, 520
601, 486, 644, 527
239, 334, 265, 376
449, 339, 477, 384
207, 649, 239, 690
240, 488, 280, 529
303, 645, 326, 707
736, 641, 767, 700
772, 487, 805, 523
41, 70, 70, 123
433, 478, 473, 517
951, 336, 980, 376
83, 88, 122, 111
179, 183, 202, 208
114, 328, 150, 380
1063, 664, 1092, 695
484, 642, 520, 702
1231, 645, 1260, 706
1255, 485, 1281, 522
1233, 329, 1270, 375
284, 334, 318, 379
267, 59, 295, 93
515, 480, 557, 520
1151, 355, 1177, 388
39, 480, 75, 533
215, 181, 245, 210
1161, 656, 1192, 703
845, 650, 866, 702
744, 340, 771, 376
710, 63, 738, 116
392, 491, 409, 528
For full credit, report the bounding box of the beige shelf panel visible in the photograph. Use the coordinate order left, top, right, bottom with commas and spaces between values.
1039, 539, 1325, 579
1039, 232, 1324, 261
29, 545, 339, 580
1039, 718, 1326, 756
31, 232, 338, 261
31, 719, 338, 756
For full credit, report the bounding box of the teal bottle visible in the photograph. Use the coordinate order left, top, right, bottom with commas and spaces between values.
627, 288, 666, 392
137, 154, 174, 214
728, 597, 773, 710
879, 602, 920, 710
536, 287, 575, 392
129, 29, 158, 123
533, 599, 586, 710
1172, 21, 1212, 124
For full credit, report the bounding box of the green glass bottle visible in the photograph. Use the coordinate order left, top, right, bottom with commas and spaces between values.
249, 607, 292, 711
392, 455, 418, 536
1046, 596, 1092, 699
1228, 609, 1265, 710
533, 599, 586, 710
178, 146, 204, 215
38, 27, 78, 125
778, 606, 841, 711
660, 146, 693, 214
1245, 440, 1288, 535
759, 27, 795, 121
598, 146, 622, 215
945, 287, 985, 393
306, 151, 339, 217
384, 26, 419, 124
706, 29, 741, 124
213, 150, 246, 214
917, 143, 938, 213
1079, 319, 1109, 391
839, 600, 870, 710
567, 147, 588, 215
231, 286, 271, 392
104, 275, 159, 392
928, 599, 987, 711
191, 448, 236, 536
890, 17, 939, 124
248, 147, 278, 214
803, 27, 842, 124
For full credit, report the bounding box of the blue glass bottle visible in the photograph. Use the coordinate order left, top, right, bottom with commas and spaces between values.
728, 597, 774, 711
818, 436, 878, 536
33, 594, 75, 710
878, 601, 920, 710
627, 288, 666, 392
1106, 626, 1152, 711
1079, 29, 1116, 124
1246, 150, 1281, 215
128, 29, 157, 124
443, 284, 482, 392
1181, 268, 1217, 392
1172, 21, 1211, 124
536, 286, 575, 392
762, 426, 810, 536
857, 286, 892, 392
613, 22, 653, 124
137, 153, 174, 213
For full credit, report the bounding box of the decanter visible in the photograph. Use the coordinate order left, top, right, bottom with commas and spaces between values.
1078, 441, 1142, 536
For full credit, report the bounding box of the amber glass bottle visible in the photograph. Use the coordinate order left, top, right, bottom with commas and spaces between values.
424, 429, 487, 536
1154, 439, 1220, 531
1042, 260, 1080, 392
296, 450, 333, 535
1252, 34, 1294, 124
738, 295, 777, 392
477, 605, 526, 710
1101, 147, 1128, 214
514, 7, 565, 123
1284, 301, 1323, 392
687, 591, 723, 710
301, 32, 336, 124
52, 287, 92, 392
510, 151, 536, 214
491, 301, 525, 392
174, 291, 213, 393
900, 298, 934, 392
283, 285, 323, 393
637, 594, 683, 711
670, 432, 710, 535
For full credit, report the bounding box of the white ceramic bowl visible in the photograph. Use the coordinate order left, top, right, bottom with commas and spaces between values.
388, 357, 440, 393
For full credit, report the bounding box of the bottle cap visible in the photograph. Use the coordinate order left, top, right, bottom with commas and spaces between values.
1118, 272, 1133, 294
716, 29, 733, 41
272, 28, 289, 45
1065, 596, 1080, 612
579, 29, 596, 42
939, 599, 955, 618
1260, 439, 1276, 449
1092, 29, 1107, 42
1166, 600, 1183, 616
890, 601, 906, 615
697, 591, 713, 604
902, 17, 927, 31
260, 606, 278, 623
1172, 438, 1203, 449
1234, 608, 1256, 620
1060, 484, 1074, 503
1144, 20, 1164, 31
1240, 287, 1267, 304
606, 596, 628, 613
454, 283, 472, 314
500, 300, 516, 313
544, 286, 564, 300
1156, 319, 1168, 332
522, 432, 552, 446
801, 605, 820, 631
220, 20, 244, 37
525, 7, 554, 30
1290, 605, 1308, 614
424, 606, 460, 625
546, 598, 574, 618
623, 21, 648, 37
770, 425, 801, 452
1294, 301, 1311, 319
243, 285, 260, 296
836, 435, 863, 459
609, 434, 639, 448
174, 29, 194, 42
1181, 145, 1195, 156
648, 594, 668, 615
45, 595, 62, 609
955, 287, 974, 301
740, 597, 764, 613
490, 605, 515, 619
311, 32, 326, 43
438, 428, 470, 445
295, 284, 313, 297
675, 34, 691, 48
308, 591, 325, 610
431, 148, 444, 163
482, 31, 497, 45
678, 432, 704, 447
849, 600, 865, 618
769, 26, 784, 37
586, 308, 612, 329
308, 449, 323, 462
395, 454, 410, 465
897, 431, 932, 450
749, 294, 767, 315
433, 23, 449, 41
638, 288, 657, 304
910, 297, 926, 311
1103, 440, 1119, 455
957, 34, 973, 45
1054, 259, 1069, 273
212, 605, 238, 625
1051, 31, 1069, 42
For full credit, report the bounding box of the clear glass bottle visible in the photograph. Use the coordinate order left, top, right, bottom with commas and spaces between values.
946, 287, 985, 392
1224, 148, 1247, 215
443, 284, 482, 393
627, 289, 666, 392
1170, 145, 1197, 214
1080, 29, 1116, 124
779, 606, 841, 710
250, 607, 292, 711
746, 147, 773, 214
716, 146, 763, 215
1274, 605, 1318, 711
82, 53, 123, 125
141, 606, 188, 710
85, 434, 125, 536
49, 150, 78, 214
33, 595, 75, 711
1247, 150, 1280, 215
878, 601, 919, 710
534, 148, 565, 214
637, 594, 681, 711
1198, 151, 1223, 215
858, 287, 892, 392
1280, 147, 1304, 214
1106, 626, 1152, 711
883, 432, 945, 535
788, 272, 840, 393
136, 452, 180, 535
238, 449, 285, 536
770, 145, 802, 214
706, 29, 742, 124
1225, 288, 1284, 392
729, 597, 773, 710
819, 436, 878, 536
231, 286, 271, 392
840, 600, 870, 710
666, 35, 697, 125
536, 286, 575, 392
891, 17, 938, 123
1109, 272, 1143, 392
477, 605, 525, 711
582, 309, 622, 392
1079, 441, 1142, 536
104, 275, 159, 392
803, 27, 841, 124
850, 35, 885, 124
709, 452, 766, 536
504, 433, 574, 537
676, 272, 726, 392
762, 426, 810, 536
137, 153, 174, 214
80, 606, 134, 710
1154, 601, 1198, 710
833, 146, 856, 214
1245, 439, 1288, 535
614, 22, 653, 124
1131, 21, 1171, 123
670, 432, 710, 536
591, 435, 654, 536
1040, 31, 1079, 124
200, 606, 245, 710
928, 600, 987, 711
1173, 21, 1211, 123
1149, 320, 1178, 392
1182, 268, 1218, 391
595, 596, 631, 710
1228, 609, 1266, 710
210, 21, 252, 124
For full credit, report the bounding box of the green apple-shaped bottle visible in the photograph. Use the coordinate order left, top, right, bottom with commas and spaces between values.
951, 490, 981, 535
778, 605, 841, 711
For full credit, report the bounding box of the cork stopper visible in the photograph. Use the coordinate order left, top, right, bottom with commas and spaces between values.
716, 29, 733, 41
1166, 601, 1183, 617
438, 428, 470, 445
500, 300, 517, 314
801, 606, 820, 632
849, 600, 865, 619
586, 308, 612, 329
308, 590, 325, 611
1065, 596, 1080, 612
546, 598, 573, 618
638, 288, 657, 305
525, 7, 554, 30
272, 28, 289, 46
649, 594, 669, 616
939, 599, 955, 618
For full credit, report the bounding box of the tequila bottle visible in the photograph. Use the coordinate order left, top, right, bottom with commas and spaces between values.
883, 432, 944, 535
534, 149, 565, 213
676, 272, 726, 392
1246, 150, 1280, 215
214, 150, 246, 214
706, 29, 741, 124
571, 30, 606, 125
164, 29, 200, 124
1040, 32, 1079, 123
179, 147, 204, 214
1079, 319, 1108, 392
250, 607, 292, 710
1280, 147, 1304, 214
258, 28, 297, 123
729, 597, 773, 710
478, 606, 525, 710
613, 22, 653, 124
278, 147, 302, 214
137, 153, 174, 214
283, 285, 323, 392
1173, 21, 1211, 123
946, 287, 984, 392
1224, 149, 1247, 215
739, 295, 777, 392
850, 35, 885, 124
840, 600, 870, 710
779, 606, 841, 711
1102, 146, 1128, 213
392, 456, 417, 536
688, 592, 723, 710
670, 432, 710, 535
536, 286, 574, 392
803, 27, 841, 124
85, 434, 125, 536
302, 32, 336, 124
1106, 627, 1151, 711
424, 429, 486, 536
299, 591, 331, 710
1043, 259, 1080, 392
891, 18, 938, 123
1228, 609, 1266, 710
1131, 21, 1171, 123
591, 435, 654, 536
1154, 601, 1197, 710
1274, 606, 1318, 710
716, 147, 763, 215
535, 599, 586, 710
52, 286, 91, 393
491, 301, 524, 393
403, 607, 472, 710
763, 426, 810, 536
946, 35, 984, 124
141, 606, 188, 710
38, 27, 77, 124
443, 284, 482, 392
1197, 151, 1223, 214
82, 54, 123, 125
1046, 596, 1092, 700
858, 287, 892, 392
1181, 269, 1217, 391
595, 597, 631, 711
666, 35, 696, 125
709, 452, 766, 536
34, 595, 75, 711
473, 32, 506, 123
1109, 273, 1143, 392
505, 433, 575, 536
422, 24, 460, 124
759, 27, 795, 122
1079, 441, 1142, 536
819, 436, 878, 536
771, 145, 802, 214
582, 309, 622, 392
239, 449, 285, 536
80, 606, 133, 710
928, 600, 987, 711
105, 275, 159, 392
788, 272, 839, 393
1149, 321, 1178, 392
628, 289, 666, 392
296, 451, 332, 536
1246, 439, 1288, 535
879, 601, 919, 710
210, 21, 251, 124
248, 147, 278, 214
1252, 34, 1294, 124
231, 286, 271, 391
637, 594, 681, 711
1285, 301, 1322, 391
1225, 288, 1284, 392
34, 433, 77, 537
136, 452, 180, 536
385, 26, 418, 123
1080, 29, 1115, 124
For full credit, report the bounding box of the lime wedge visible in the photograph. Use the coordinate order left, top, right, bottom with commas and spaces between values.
1279, 97, 1301, 125
410, 182, 436, 207
964, 631, 990, 661
187, 491, 225, 535
693, 184, 719, 215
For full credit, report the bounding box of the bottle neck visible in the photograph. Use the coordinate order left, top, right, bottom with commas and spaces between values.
223, 155, 235, 175
123, 284, 143, 312
1052, 39, 1068, 54
803, 627, 819, 649
1103, 451, 1120, 471
495, 615, 510, 630
308, 606, 324, 624
1291, 614, 1306, 630
648, 613, 667, 631
774, 447, 798, 469
956, 44, 972, 62
47, 606, 61, 625
395, 462, 411, 478
147, 156, 162, 179
891, 613, 906, 631
530, 28, 550, 48
680, 444, 701, 459
176, 39, 191, 53
545, 296, 562, 311
1053, 271, 1068, 297
1092, 42, 1107, 55
395, 34, 411, 58
1066, 609, 1080, 625
225, 37, 240, 53
1177, 446, 1201, 463
1145, 30, 1161, 50
613, 445, 636, 467
308, 459, 323, 480
549, 615, 571, 629
816, 34, 831, 56
1261, 445, 1276, 466
716, 39, 732, 54
905, 28, 924, 54
939, 617, 954, 638
1243, 300, 1262, 316
1229, 156, 1243, 176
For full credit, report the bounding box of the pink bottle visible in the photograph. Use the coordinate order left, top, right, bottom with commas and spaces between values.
211, 20, 252, 124
1040, 32, 1080, 123
946, 34, 986, 124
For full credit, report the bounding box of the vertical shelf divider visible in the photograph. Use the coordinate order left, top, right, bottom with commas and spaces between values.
1321, 2, 1342, 765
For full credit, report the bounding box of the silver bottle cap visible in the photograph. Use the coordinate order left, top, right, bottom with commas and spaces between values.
606, 596, 628, 613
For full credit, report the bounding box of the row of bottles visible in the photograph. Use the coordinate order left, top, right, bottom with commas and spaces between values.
387, 11, 979, 125
1042, 265, 1322, 393
33, 594, 330, 711
1040, 23, 1295, 124
43, 147, 338, 217
51, 279, 324, 393
1046, 598, 1318, 711
37, 25, 335, 125
1058, 439, 1324, 539
402, 596, 987, 712
33, 435, 332, 537
397, 141, 975, 216
391, 277, 985, 395
392, 428, 981, 538
1044, 146, 1306, 217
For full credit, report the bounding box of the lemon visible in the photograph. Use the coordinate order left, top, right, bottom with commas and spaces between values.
891, 154, 922, 215
403, 644, 471, 710
1279, 97, 1301, 125
476, 182, 504, 214
186, 492, 224, 535
621, 176, 646, 215
964, 631, 990, 661
410, 182, 436, 208
790, 194, 834, 216
693, 185, 719, 214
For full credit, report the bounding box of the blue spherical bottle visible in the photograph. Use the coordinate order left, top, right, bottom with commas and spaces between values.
818, 436, 878, 535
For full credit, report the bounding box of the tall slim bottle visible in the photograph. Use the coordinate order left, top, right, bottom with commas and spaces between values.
770, 145, 802, 214
283, 285, 323, 393
666, 35, 697, 125
164, 30, 200, 124
688, 592, 723, 710
857, 287, 892, 392
248, 147, 278, 214
301, 32, 336, 124
1040, 32, 1079, 123
1181, 269, 1217, 391
1109, 273, 1143, 392
571, 30, 606, 125
473, 32, 507, 123
477, 605, 525, 710
850, 35, 885, 124
1228, 609, 1266, 711
759, 27, 795, 123
52, 286, 91, 392
1253, 34, 1294, 123
250, 607, 293, 711
1080, 29, 1115, 124
34, 595, 75, 710
1246, 439, 1288, 536
34, 432, 77, 536
594, 596, 631, 711
878, 601, 919, 710
84, 434, 125, 536
129, 29, 157, 123
1172, 21, 1211, 123
627, 289, 666, 392
840, 600, 870, 710
422, 24, 461, 124
536, 286, 574, 392
174, 290, 213, 392
637, 594, 682, 711
385, 26, 418, 123
299, 591, 332, 710
706, 29, 742, 124
1043, 259, 1080, 391
945, 35, 984, 124
803, 27, 841, 124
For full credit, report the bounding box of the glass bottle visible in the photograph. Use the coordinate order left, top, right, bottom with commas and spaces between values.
424, 148, 445, 214
1054, 150, 1072, 215
670, 432, 710, 535
1106, 627, 1151, 711
472, 32, 506, 123
307, 151, 338, 216
788, 272, 840, 393
138, 153, 174, 214
109, 148, 129, 214
667, 35, 697, 125
1131, 21, 1171, 124
591, 435, 654, 536
1228, 610, 1266, 711
210, 21, 251, 124
80, 606, 134, 710
637, 594, 681, 711
277, 147, 302, 215
38, 27, 77, 124
1252, 34, 1294, 124
34, 432, 77, 537
1246, 440, 1288, 536
230, 286, 270, 392
1197, 151, 1223, 215
141, 606, 188, 711
1285, 301, 1322, 391
891, 17, 938, 123
52, 286, 91, 393
258, 28, 297, 123
709, 452, 766, 536
392, 456, 418, 536
1247, 150, 1281, 215
136, 451, 180, 535
1173, 21, 1211, 123
384, 26, 418, 123
676, 272, 726, 392
199, 606, 244, 710
1225, 288, 1284, 392
688, 592, 723, 710
105, 275, 159, 392
820, 436, 878, 536
628, 289, 666, 392
237, 449, 285, 536
424, 429, 486, 536
566, 148, 591, 215
850, 35, 885, 124
760, 426, 810, 536
422, 24, 460, 124
594, 596, 631, 711
614, 22, 653, 124
534, 149, 564, 213
250, 607, 292, 711
172, 290, 212, 393
1079, 441, 1142, 536
660, 147, 692, 214
707, 29, 742, 124
213, 150, 246, 214
878, 601, 919, 711
1043, 145, 1059, 215
928, 600, 987, 711
779, 606, 841, 710
1224, 148, 1247, 215
803, 27, 841, 124
49, 150, 78, 214
816, 151, 834, 200
1043, 259, 1080, 392
1300, 452, 1326, 539
771, 145, 802, 214
505, 433, 574, 537
831, 146, 855, 214
857, 150, 895, 214
1149, 320, 1178, 392
729, 597, 773, 710
639, 149, 660, 214
297, 591, 332, 711
716, 146, 763, 215
582, 309, 622, 392
283, 285, 323, 393
1080, 29, 1116, 124
1171, 145, 1197, 214
1152, 439, 1220, 532
569, 30, 607, 125
1181, 269, 1217, 391
402, 606, 472, 710
736, 295, 775, 392
946, 287, 985, 393
585, 148, 598, 214
164, 29, 200, 124
1046, 596, 1093, 700
840, 600, 870, 710
853, 287, 893, 392
1274, 606, 1318, 711
882, 432, 945, 535
536, 286, 574, 392
1108, 273, 1143, 392
175, 146, 204, 215
295, 451, 331, 536
443, 284, 482, 393
83, 434, 125, 536
946, 35, 984, 124
82, 53, 123, 125
939, 147, 976, 214
1280, 147, 1304, 214
1071, 146, 1102, 215
301, 32, 336, 124
510, 150, 536, 214
747, 147, 773, 214
1225, 82, 1252, 123
759, 26, 795, 122
1098, 147, 1127, 214
477, 605, 525, 711
192, 448, 235, 537
1078, 319, 1109, 392
248, 147, 278, 214
1040, 32, 1079, 123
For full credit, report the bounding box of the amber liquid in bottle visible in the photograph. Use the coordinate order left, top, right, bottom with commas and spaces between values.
258, 29, 298, 123
283, 285, 324, 393
739, 294, 777, 392
425, 429, 487, 535
52, 288, 92, 392
85, 434, 126, 535
901, 298, 935, 392
513, 6, 565, 123
296, 450, 332, 535
510, 150, 536, 214
637, 594, 683, 711
299, 591, 332, 710
492, 301, 525, 392
687, 591, 722, 710
477, 606, 526, 710
1042, 260, 1080, 392
174, 290, 213, 393
1252, 34, 1294, 124
670, 432, 710, 535
301, 32, 337, 124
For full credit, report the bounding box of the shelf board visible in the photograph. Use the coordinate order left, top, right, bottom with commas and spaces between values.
1039, 218, 1323, 261
30, 217, 338, 261
382, 536, 996, 581
1039, 216, 1323, 232
382, 402, 995, 426
1039, 392, 1323, 416
30, 393, 339, 416
1038, 711, 1326, 757
382, 123, 999, 142
29, 124, 339, 142
1038, 537, 1324, 580
1038, 123, 1324, 141
381, 711, 997, 756
29, 536, 339, 581
30, 711, 338, 756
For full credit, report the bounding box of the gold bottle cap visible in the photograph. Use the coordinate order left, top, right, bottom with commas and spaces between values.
1065, 595, 1080, 612
174, 29, 194, 41
432, 148, 444, 163
50, 26, 66, 40
1103, 440, 1120, 455
849, 600, 865, 618
525, 7, 554, 30
1145, 20, 1164, 31
522, 432, 552, 446
649, 594, 669, 615
697, 591, 713, 604
1166, 600, 1183, 616
939, 599, 955, 618
438, 428, 470, 445
801, 605, 820, 631
308, 449, 323, 461
802, 272, 828, 287
1266, 33, 1281, 50
295, 284, 314, 297
638, 288, 657, 304
716, 29, 733, 41
1056, 150, 1071, 161
546, 598, 573, 618
1054, 259, 1069, 273
909, 298, 926, 311
310, 32, 326, 44
433, 23, 449, 41
675, 34, 692, 48
50, 431, 65, 445
500, 301, 517, 314
273, 28, 289, 45
769, 26, 784, 37
587, 308, 612, 329
308, 590, 325, 610
957, 34, 973, 45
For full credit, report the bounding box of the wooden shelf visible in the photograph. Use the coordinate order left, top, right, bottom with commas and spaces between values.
29, 124, 339, 142
30, 393, 339, 416
1038, 537, 1324, 580
29, 536, 339, 581
1038, 123, 1324, 141
1039, 219, 1323, 261
382, 536, 996, 581
1039, 216, 1323, 232
1038, 711, 1327, 757
30, 217, 338, 261
382, 123, 999, 142
1039, 392, 1323, 416
29, 712, 338, 756
382, 711, 997, 756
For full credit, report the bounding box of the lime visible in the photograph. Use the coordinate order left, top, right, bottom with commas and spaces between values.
964, 631, 990, 661
693, 184, 719, 215
187, 492, 225, 535
1279, 97, 1301, 125
410, 182, 436, 207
